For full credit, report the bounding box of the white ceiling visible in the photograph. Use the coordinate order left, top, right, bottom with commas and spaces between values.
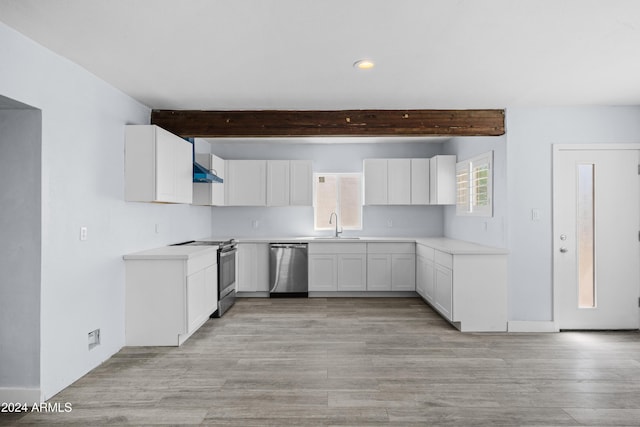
1, 0, 640, 111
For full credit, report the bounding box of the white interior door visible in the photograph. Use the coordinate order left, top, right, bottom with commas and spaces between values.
554, 148, 640, 330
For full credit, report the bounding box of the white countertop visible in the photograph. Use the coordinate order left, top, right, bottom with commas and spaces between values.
415, 237, 508, 255
196, 236, 507, 254
123, 245, 219, 260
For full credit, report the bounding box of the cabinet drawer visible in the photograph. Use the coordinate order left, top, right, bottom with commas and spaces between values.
367, 242, 415, 254
416, 244, 435, 261
308, 242, 367, 254
187, 252, 217, 275
434, 250, 453, 269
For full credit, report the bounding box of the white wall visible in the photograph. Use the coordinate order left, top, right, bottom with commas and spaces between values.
208, 141, 445, 237
506, 107, 640, 321
0, 105, 42, 394
442, 135, 507, 248
0, 22, 212, 401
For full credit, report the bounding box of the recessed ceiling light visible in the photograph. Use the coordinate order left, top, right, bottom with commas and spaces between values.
353, 59, 375, 70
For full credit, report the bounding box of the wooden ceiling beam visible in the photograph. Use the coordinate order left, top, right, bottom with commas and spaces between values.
150, 109, 505, 138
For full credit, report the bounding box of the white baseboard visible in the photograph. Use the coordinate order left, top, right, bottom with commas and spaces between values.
508, 321, 558, 333
0, 387, 42, 404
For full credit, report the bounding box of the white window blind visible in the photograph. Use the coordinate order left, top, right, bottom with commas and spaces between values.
456, 151, 493, 217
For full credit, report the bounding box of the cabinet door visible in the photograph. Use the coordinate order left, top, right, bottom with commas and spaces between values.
186, 269, 208, 333
367, 254, 392, 291
391, 254, 416, 291
424, 259, 436, 303
210, 154, 226, 206
337, 254, 367, 291
411, 158, 430, 205
416, 255, 426, 298
236, 243, 257, 292
388, 159, 411, 205
309, 255, 338, 291
434, 265, 453, 321
204, 264, 218, 316
430, 155, 456, 205
363, 159, 388, 205
225, 160, 267, 206
290, 160, 313, 206
267, 160, 290, 206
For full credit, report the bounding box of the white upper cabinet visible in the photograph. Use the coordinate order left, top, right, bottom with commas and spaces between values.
429, 155, 456, 205
410, 158, 430, 205
363, 159, 388, 205
387, 159, 411, 205
192, 153, 225, 206
364, 158, 434, 206
226, 159, 312, 207
267, 160, 291, 206
290, 160, 313, 206
125, 125, 193, 204
225, 160, 267, 206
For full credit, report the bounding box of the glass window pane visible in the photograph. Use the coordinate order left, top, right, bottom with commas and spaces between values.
315, 175, 337, 230
339, 175, 362, 229
577, 164, 595, 308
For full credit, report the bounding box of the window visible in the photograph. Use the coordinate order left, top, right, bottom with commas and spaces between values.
456, 151, 493, 217
314, 173, 362, 230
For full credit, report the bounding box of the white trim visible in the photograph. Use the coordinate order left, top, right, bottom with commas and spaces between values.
508, 321, 558, 333
0, 387, 42, 404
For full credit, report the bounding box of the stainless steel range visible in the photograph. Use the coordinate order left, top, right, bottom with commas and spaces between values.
171, 239, 237, 317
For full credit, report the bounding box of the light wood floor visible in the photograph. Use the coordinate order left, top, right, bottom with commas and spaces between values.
4, 297, 640, 426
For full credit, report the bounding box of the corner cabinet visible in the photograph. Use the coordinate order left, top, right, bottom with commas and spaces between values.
415, 238, 507, 332
366, 243, 415, 291
125, 125, 193, 204
429, 155, 456, 205
124, 247, 218, 346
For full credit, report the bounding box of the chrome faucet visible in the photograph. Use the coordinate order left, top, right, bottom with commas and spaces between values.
329, 212, 341, 238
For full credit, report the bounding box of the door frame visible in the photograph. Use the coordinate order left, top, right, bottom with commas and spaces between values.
552, 143, 640, 330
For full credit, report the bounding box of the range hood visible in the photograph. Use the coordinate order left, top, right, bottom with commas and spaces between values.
185, 137, 224, 183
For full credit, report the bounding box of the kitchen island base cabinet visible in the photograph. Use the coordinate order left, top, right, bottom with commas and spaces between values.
416, 239, 507, 332
124, 251, 217, 346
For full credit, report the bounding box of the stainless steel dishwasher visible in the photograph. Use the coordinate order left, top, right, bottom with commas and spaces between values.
269, 243, 308, 297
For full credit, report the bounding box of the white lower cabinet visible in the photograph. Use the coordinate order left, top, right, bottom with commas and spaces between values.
309, 254, 338, 291
236, 243, 269, 293
124, 249, 218, 346
434, 263, 453, 321
416, 240, 508, 332
309, 243, 367, 291
366, 243, 415, 291
337, 254, 367, 291
366, 254, 392, 291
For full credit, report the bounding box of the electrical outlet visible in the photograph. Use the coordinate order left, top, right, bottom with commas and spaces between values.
155, 223, 160, 234
387, 219, 393, 227
88, 329, 100, 350
252, 220, 259, 229
80, 227, 88, 241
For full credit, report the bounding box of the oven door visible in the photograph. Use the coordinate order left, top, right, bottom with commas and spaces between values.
218, 247, 237, 299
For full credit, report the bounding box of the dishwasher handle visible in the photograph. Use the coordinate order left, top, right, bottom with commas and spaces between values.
270, 243, 308, 249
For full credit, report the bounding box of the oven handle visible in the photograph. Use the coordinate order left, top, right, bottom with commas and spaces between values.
219, 248, 237, 257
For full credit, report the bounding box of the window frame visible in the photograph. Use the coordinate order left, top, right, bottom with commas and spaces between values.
456, 151, 493, 217
313, 172, 363, 231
